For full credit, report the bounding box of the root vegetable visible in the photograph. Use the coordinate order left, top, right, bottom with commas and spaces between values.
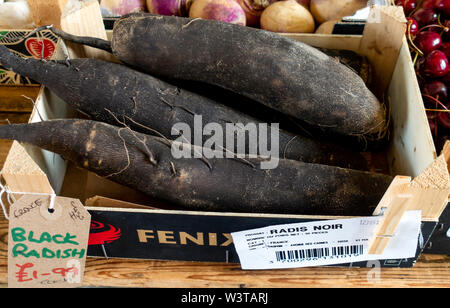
49, 14, 386, 139
235, 0, 277, 26
317, 48, 372, 85
0, 44, 369, 170
296, 0, 310, 8
315, 19, 338, 34
189, 0, 246, 26
0, 119, 393, 215
310, 0, 366, 25
146, 0, 192, 16
260, 0, 315, 33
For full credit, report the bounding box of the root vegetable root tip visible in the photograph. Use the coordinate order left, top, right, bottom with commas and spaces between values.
49, 27, 113, 54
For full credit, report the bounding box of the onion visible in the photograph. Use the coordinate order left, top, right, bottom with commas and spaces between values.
147, 0, 193, 16
189, 0, 246, 26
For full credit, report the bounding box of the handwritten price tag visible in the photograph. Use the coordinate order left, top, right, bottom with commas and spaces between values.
8, 195, 91, 288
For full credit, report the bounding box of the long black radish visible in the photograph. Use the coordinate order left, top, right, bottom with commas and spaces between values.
0, 44, 370, 170
50, 14, 387, 139
0, 119, 393, 215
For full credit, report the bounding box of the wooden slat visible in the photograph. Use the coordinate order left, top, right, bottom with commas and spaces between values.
359, 5, 407, 98
0, 86, 40, 113
369, 194, 412, 254
0, 113, 32, 169
79, 254, 450, 288
1, 141, 54, 194
369, 143, 449, 254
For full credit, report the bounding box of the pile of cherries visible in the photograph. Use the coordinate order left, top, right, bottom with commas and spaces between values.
396, 0, 450, 152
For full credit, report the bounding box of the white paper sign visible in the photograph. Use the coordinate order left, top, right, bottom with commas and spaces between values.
231, 211, 422, 269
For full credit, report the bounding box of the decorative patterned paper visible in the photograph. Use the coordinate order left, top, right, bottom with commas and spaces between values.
0, 29, 59, 85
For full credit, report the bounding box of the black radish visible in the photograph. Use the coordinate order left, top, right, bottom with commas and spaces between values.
50, 14, 387, 138
0, 44, 370, 170
0, 119, 393, 215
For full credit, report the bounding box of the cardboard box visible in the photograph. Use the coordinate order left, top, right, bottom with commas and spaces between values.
1, 6, 448, 268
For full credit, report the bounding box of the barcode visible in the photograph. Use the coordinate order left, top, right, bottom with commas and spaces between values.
275, 244, 364, 262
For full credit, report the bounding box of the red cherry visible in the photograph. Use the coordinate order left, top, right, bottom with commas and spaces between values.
406, 17, 419, 36
427, 110, 437, 120
417, 75, 425, 88
412, 8, 438, 27
427, 111, 438, 135
423, 80, 448, 99
414, 31, 442, 54
422, 80, 448, 106
440, 42, 450, 59
428, 117, 437, 133
421, 0, 437, 8
442, 71, 450, 86
437, 105, 450, 130
435, 0, 450, 15
395, 0, 417, 15
420, 50, 449, 77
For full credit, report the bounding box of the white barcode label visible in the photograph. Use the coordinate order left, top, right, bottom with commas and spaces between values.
231, 211, 422, 269
275, 244, 364, 263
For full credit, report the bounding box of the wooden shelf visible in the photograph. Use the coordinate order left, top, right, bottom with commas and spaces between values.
0, 213, 448, 288
0, 204, 449, 288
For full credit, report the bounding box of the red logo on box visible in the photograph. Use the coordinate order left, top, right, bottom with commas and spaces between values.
25, 38, 56, 60
88, 221, 122, 245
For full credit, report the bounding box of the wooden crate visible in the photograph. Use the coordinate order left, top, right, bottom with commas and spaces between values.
0, 6, 448, 267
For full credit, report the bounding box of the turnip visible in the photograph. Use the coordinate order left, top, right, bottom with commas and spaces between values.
260, 0, 315, 33
235, 0, 277, 26
189, 0, 246, 26
315, 20, 338, 34
296, 0, 310, 8
146, 0, 193, 17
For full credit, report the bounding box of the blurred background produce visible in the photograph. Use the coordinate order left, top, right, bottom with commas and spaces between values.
100, 0, 147, 17
260, 0, 315, 33
97, 0, 369, 32
396, 0, 450, 153
0, 0, 33, 29
189, 0, 247, 25
236, 0, 276, 26
146, 0, 193, 16
310, 0, 366, 25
